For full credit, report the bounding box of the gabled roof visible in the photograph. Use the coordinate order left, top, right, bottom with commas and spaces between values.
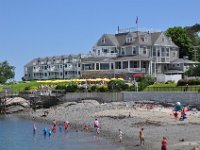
96, 34, 119, 46
153, 32, 178, 47
151, 32, 162, 44
115, 32, 129, 46
25, 58, 37, 67
116, 31, 152, 46
105, 34, 119, 46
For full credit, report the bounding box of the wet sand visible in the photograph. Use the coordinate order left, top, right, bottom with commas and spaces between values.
18, 100, 200, 150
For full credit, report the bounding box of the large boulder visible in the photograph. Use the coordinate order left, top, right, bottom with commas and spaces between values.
6, 97, 30, 108
4, 97, 30, 114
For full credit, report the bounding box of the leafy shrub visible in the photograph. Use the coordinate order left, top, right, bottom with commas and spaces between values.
138, 82, 147, 91
24, 85, 37, 91
97, 86, 108, 92
188, 79, 197, 85
24, 86, 30, 91
177, 79, 200, 86
66, 84, 78, 92
90, 85, 98, 92
165, 80, 175, 84
55, 85, 66, 90
136, 75, 156, 91
78, 86, 85, 92
107, 80, 128, 91
177, 79, 187, 86
128, 85, 136, 91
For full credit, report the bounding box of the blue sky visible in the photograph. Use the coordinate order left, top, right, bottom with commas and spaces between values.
0, 0, 199, 80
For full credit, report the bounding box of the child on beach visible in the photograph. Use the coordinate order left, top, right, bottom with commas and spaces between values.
139, 128, 144, 146
94, 118, 100, 134
96, 127, 100, 134
64, 121, 69, 130
83, 124, 89, 131
118, 129, 123, 142
161, 136, 167, 150
173, 111, 178, 119
94, 118, 99, 128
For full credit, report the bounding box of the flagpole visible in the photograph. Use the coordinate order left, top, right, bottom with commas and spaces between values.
136, 16, 140, 72
136, 16, 138, 32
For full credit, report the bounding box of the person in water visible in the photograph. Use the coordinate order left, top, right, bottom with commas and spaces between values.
33, 123, 36, 133
161, 136, 167, 150
48, 129, 52, 136
52, 119, 57, 132
43, 128, 48, 135
139, 128, 144, 146
118, 129, 123, 143
64, 121, 69, 130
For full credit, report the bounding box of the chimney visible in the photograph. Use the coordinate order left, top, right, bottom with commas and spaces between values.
117, 26, 120, 34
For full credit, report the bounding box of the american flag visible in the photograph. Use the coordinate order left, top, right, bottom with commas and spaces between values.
136, 16, 138, 24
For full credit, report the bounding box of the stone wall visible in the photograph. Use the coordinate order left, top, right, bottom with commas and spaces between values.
122, 92, 200, 105
61, 91, 200, 105
62, 92, 122, 103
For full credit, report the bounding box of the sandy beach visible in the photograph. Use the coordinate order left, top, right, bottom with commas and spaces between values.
20, 100, 200, 150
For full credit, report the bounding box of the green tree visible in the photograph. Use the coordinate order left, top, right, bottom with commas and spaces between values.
185, 65, 200, 76
184, 24, 200, 45
0, 61, 15, 84
184, 24, 200, 61
166, 27, 193, 59
107, 80, 128, 91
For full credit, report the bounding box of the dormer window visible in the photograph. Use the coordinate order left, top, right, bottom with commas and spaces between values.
126, 37, 134, 43
162, 37, 165, 42
142, 35, 148, 42
101, 38, 106, 43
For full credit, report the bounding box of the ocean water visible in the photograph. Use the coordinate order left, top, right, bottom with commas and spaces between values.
0, 116, 124, 150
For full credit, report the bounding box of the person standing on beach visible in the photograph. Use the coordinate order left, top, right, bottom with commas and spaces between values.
94, 118, 100, 134
94, 118, 99, 128
139, 128, 144, 146
161, 136, 167, 150
118, 129, 123, 142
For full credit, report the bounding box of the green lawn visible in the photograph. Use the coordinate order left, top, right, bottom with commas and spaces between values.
145, 83, 200, 92
3, 80, 78, 93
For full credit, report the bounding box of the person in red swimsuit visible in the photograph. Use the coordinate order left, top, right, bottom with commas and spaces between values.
161, 136, 167, 150
64, 121, 69, 130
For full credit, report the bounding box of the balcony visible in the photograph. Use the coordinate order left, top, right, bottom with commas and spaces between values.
127, 68, 145, 73
64, 67, 80, 71
114, 68, 145, 73
153, 57, 170, 63
82, 53, 118, 58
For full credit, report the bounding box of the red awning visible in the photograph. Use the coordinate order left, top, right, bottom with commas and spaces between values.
132, 73, 143, 78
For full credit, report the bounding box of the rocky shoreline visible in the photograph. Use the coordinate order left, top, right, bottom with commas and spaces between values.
13, 99, 200, 150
